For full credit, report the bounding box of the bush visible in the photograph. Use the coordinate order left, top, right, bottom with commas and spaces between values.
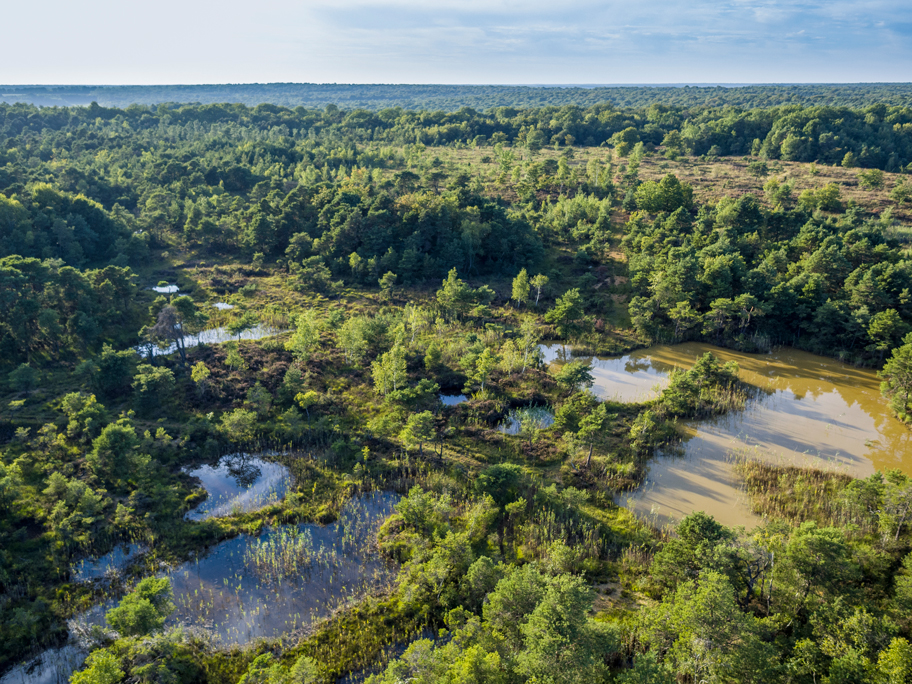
8, 363, 38, 392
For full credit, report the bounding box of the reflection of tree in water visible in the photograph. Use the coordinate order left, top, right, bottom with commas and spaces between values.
226, 456, 262, 489
624, 358, 655, 375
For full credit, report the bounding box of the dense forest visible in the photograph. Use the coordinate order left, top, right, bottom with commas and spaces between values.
3, 83, 912, 111
3, 97, 912, 684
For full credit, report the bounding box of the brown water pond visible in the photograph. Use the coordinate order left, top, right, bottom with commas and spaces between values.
543, 343, 912, 529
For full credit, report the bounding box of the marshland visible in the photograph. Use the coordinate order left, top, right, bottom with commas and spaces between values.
3, 93, 912, 684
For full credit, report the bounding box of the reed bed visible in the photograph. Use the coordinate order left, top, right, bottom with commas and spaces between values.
734, 459, 856, 527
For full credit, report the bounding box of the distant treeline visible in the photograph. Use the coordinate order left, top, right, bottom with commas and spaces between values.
2, 82, 912, 111
2, 98, 912, 172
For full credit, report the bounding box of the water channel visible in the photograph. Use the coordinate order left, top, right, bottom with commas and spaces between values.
542, 342, 912, 529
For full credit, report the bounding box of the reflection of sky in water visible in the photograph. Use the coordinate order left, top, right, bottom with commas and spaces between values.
569, 342, 912, 529
440, 394, 468, 406
137, 324, 281, 358
9, 493, 400, 684
0, 646, 86, 684
71, 543, 146, 582
168, 491, 399, 644
539, 343, 674, 402
498, 408, 555, 435
185, 455, 291, 521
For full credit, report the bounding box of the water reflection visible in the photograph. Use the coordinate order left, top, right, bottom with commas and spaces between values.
167, 491, 399, 644
137, 324, 281, 358
539, 343, 671, 402
439, 394, 468, 406
71, 543, 146, 583
4, 493, 400, 684
498, 406, 555, 435
185, 454, 291, 521
548, 342, 912, 528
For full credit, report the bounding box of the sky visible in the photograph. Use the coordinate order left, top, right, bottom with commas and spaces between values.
2, 0, 911, 84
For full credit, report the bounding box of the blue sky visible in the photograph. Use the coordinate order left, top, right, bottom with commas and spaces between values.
2, 0, 910, 84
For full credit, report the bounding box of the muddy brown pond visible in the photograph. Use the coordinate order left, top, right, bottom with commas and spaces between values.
542, 342, 912, 529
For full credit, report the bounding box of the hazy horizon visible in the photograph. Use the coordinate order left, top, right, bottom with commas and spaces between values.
2, 0, 910, 85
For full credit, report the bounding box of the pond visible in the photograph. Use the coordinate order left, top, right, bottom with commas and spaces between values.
540, 342, 670, 402
544, 342, 912, 529
0, 646, 87, 684
439, 393, 468, 406
185, 454, 291, 521
498, 406, 555, 435
71, 543, 147, 582
3, 492, 400, 683
137, 324, 282, 358
166, 490, 399, 644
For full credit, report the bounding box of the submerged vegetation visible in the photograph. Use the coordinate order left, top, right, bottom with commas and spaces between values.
1, 95, 912, 683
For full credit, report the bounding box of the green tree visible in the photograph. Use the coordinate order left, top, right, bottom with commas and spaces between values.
70, 651, 124, 684
132, 364, 175, 416
219, 408, 258, 444
544, 289, 587, 339
643, 571, 776, 683
891, 181, 912, 208
531, 274, 549, 306
634, 174, 694, 213
473, 348, 499, 391
191, 361, 211, 397
858, 168, 885, 190
286, 311, 323, 362
578, 402, 610, 467
245, 381, 273, 416
105, 577, 174, 637
8, 363, 38, 392
552, 360, 594, 392
378, 271, 398, 299
880, 334, 912, 421
338, 315, 369, 364
878, 638, 912, 684
400, 411, 435, 457
88, 421, 139, 487
512, 268, 530, 307
61, 392, 107, 441
868, 310, 908, 361
518, 316, 542, 374
516, 573, 613, 684
372, 345, 407, 396
436, 268, 475, 319
348, 251, 363, 279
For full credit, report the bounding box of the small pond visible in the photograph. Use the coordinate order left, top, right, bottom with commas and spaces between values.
439, 393, 468, 406
137, 324, 282, 358
593, 343, 912, 528
0, 645, 87, 684
4, 492, 400, 683
185, 454, 291, 521
539, 342, 670, 402
71, 543, 147, 583
166, 490, 399, 644
498, 406, 555, 435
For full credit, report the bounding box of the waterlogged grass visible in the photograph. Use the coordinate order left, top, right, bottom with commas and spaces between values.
165, 491, 400, 645
735, 460, 855, 526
